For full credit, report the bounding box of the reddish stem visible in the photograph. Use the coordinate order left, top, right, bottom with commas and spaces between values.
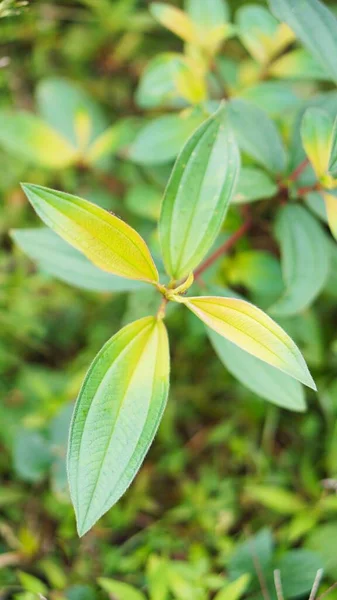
288, 158, 310, 182
194, 218, 252, 279
297, 184, 320, 197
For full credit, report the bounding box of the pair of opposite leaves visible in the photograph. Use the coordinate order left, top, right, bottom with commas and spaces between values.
21, 107, 316, 536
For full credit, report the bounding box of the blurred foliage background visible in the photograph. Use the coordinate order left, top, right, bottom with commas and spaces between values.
2, 0, 337, 598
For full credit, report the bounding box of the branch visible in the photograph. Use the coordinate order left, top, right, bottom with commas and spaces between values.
297, 184, 320, 197
288, 158, 310, 182
194, 218, 252, 279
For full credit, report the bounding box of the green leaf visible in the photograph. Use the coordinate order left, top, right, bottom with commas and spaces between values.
228, 99, 287, 174
328, 115, 337, 177
269, 0, 337, 84
301, 108, 334, 180
229, 529, 273, 585
21, 184, 159, 284
245, 485, 306, 514
125, 184, 161, 221
239, 81, 301, 116
233, 167, 277, 204
307, 523, 337, 578
66, 585, 97, 600
236, 4, 294, 64
185, 0, 230, 31
11, 228, 146, 292
147, 555, 170, 600
13, 430, 53, 483
67, 316, 170, 536
225, 251, 284, 299
17, 572, 48, 595
271, 205, 331, 316
127, 110, 205, 165
98, 578, 146, 600
323, 191, 337, 241
208, 328, 306, 411
159, 105, 240, 280
278, 550, 323, 598
0, 111, 77, 168
183, 295, 316, 389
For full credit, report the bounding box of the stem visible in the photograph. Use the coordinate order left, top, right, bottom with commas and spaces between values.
157, 297, 168, 320
309, 570, 324, 600
274, 570, 285, 600
297, 184, 320, 197
194, 218, 252, 279
288, 158, 310, 182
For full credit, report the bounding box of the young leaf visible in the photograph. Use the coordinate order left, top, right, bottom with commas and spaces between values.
228, 99, 287, 174
301, 108, 334, 180
67, 316, 170, 536
21, 184, 159, 284
271, 205, 331, 316
159, 105, 240, 280
128, 111, 205, 165
150, 3, 197, 44
183, 296, 316, 389
269, 0, 337, 84
236, 4, 294, 64
0, 111, 77, 168
11, 228, 145, 292
208, 328, 306, 412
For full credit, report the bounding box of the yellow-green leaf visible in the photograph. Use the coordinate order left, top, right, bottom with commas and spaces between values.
183, 296, 316, 389
21, 184, 159, 283
86, 118, 140, 164
236, 5, 294, 65
150, 3, 197, 43
98, 578, 146, 600
301, 108, 333, 180
245, 485, 306, 514
214, 574, 250, 600
0, 111, 77, 168
67, 316, 170, 536
328, 115, 337, 177
270, 49, 330, 81
185, 0, 234, 54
